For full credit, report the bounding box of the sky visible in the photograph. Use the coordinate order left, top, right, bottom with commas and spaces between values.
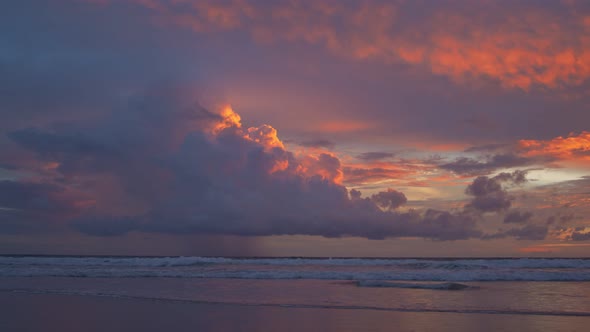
1, 0, 590, 257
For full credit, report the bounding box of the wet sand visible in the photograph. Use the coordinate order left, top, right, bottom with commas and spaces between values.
1, 292, 588, 332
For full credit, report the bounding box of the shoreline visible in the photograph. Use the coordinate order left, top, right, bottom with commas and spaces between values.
3, 288, 590, 318
1, 292, 589, 332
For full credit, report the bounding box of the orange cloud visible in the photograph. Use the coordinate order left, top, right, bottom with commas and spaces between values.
211, 105, 345, 183
89, 0, 590, 91
422, 10, 590, 90
212, 105, 242, 134
213, 105, 284, 150
342, 159, 448, 188
518, 131, 590, 163
247, 125, 285, 150
299, 153, 344, 184
343, 166, 412, 186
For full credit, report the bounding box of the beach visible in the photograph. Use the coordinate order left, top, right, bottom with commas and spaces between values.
1, 256, 590, 331
2, 291, 589, 332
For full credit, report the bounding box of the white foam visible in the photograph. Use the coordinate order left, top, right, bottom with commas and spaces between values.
2, 256, 590, 268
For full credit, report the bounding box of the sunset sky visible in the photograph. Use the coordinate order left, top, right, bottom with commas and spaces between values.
1, 0, 590, 257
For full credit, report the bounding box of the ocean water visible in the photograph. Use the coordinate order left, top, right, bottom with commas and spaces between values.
1, 256, 590, 318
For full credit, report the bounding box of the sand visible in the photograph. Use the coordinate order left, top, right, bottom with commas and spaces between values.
1, 292, 588, 332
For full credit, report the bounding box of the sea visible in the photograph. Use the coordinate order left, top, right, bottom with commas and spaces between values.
1, 255, 590, 320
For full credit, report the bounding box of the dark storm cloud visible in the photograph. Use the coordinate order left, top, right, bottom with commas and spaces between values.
4, 90, 488, 241
356, 152, 395, 161
0, 0, 203, 136
0, 181, 80, 216
0, 164, 19, 171
72, 216, 140, 237
465, 171, 527, 213
0, 180, 84, 234
8, 128, 113, 161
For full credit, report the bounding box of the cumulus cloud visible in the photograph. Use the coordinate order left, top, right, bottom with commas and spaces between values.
465, 170, 527, 213
349, 188, 362, 200
370, 189, 407, 211
4, 92, 488, 240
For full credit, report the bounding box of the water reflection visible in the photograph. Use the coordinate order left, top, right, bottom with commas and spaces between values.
2, 292, 588, 332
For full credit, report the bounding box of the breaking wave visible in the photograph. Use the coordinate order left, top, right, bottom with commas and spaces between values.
2, 256, 590, 268
1, 256, 590, 281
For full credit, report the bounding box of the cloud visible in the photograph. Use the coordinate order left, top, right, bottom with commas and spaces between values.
87, 0, 590, 90
552, 225, 590, 242
72, 215, 139, 237
546, 213, 577, 225
465, 170, 527, 213
343, 166, 410, 185
518, 132, 590, 164
439, 153, 536, 176
571, 231, 590, 241
485, 225, 549, 241
356, 152, 395, 161
503, 210, 533, 224
5, 91, 485, 240
1, 1, 588, 251
349, 188, 362, 200
370, 189, 407, 210
443, 131, 590, 176
464, 144, 511, 153
296, 139, 335, 149
1, 85, 554, 242
0, 180, 93, 234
